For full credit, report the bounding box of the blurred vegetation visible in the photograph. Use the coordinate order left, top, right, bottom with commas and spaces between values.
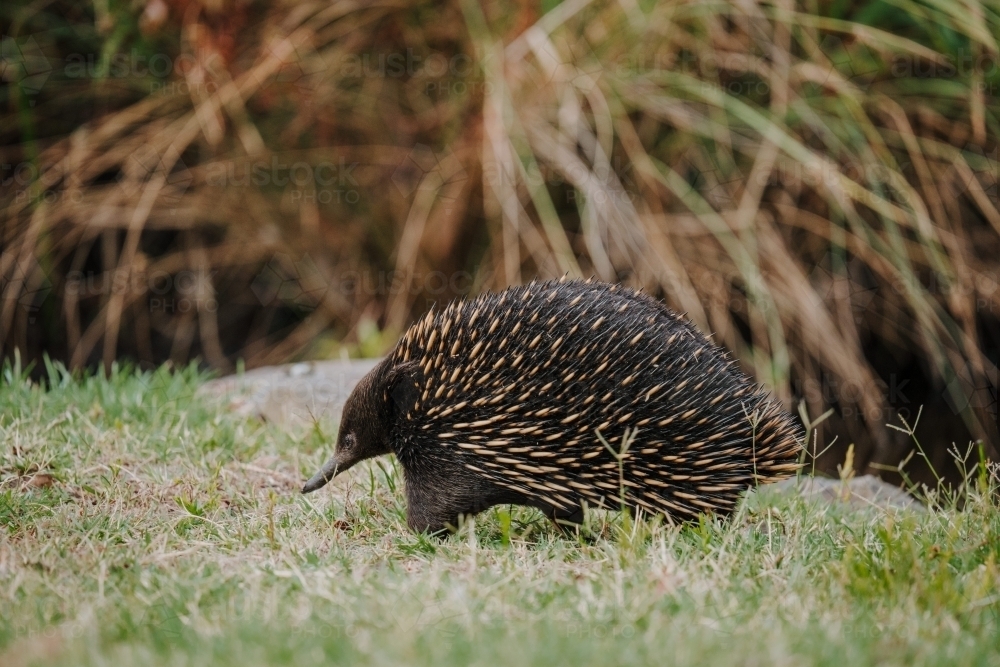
3, 0, 1000, 480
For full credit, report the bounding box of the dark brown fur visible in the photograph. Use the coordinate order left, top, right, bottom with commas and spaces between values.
303, 279, 803, 533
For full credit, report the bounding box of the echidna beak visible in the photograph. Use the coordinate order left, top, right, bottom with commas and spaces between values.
301, 456, 339, 494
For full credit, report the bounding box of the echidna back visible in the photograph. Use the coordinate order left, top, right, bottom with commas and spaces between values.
388, 279, 802, 523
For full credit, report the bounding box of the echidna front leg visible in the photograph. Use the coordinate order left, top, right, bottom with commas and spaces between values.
405, 488, 456, 535
402, 465, 523, 535
403, 469, 478, 535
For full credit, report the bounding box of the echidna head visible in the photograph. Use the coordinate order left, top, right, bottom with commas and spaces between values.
301, 358, 419, 494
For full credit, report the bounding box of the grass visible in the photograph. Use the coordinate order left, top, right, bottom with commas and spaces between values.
2, 363, 1000, 667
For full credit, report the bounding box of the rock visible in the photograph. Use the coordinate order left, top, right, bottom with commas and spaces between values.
197, 359, 380, 430
763, 474, 923, 511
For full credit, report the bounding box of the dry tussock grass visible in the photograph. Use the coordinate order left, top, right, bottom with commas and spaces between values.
4, 0, 1000, 470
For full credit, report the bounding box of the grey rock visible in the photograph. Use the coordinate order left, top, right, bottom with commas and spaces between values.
197, 359, 380, 430
764, 474, 923, 511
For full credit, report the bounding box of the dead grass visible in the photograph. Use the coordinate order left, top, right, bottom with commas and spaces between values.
3, 0, 1000, 471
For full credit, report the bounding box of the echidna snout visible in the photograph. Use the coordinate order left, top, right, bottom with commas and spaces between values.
301, 361, 407, 493
303, 279, 803, 534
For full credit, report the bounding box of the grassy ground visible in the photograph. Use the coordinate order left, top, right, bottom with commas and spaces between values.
2, 365, 999, 667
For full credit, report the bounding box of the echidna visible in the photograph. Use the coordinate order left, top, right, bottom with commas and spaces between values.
303, 278, 802, 533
